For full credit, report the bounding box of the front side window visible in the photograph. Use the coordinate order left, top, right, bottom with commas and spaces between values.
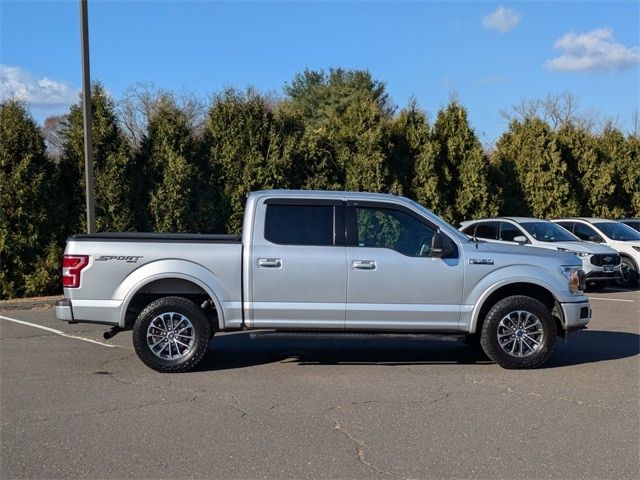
265, 205, 334, 245
499, 222, 523, 242
520, 222, 578, 242
355, 207, 436, 256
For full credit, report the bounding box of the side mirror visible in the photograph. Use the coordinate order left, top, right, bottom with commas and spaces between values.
513, 235, 527, 245
431, 232, 457, 258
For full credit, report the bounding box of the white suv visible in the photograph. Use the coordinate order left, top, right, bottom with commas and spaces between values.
552, 218, 640, 289
460, 217, 622, 290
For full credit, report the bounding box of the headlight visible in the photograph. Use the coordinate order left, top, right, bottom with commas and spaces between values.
557, 247, 589, 257
560, 265, 585, 294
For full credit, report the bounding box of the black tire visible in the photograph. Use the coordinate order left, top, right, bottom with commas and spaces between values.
480, 295, 557, 369
617, 257, 639, 289
132, 296, 211, 373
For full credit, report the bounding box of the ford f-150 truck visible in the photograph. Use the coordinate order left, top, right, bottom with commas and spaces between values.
56, 190, 591, 372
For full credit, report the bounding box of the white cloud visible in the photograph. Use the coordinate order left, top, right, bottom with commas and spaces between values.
546, 28, 640, 72
482, 6, 521, 33
0, 65, 78, 107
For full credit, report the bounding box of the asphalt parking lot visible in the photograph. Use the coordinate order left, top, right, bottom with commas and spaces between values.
1, 289, 639, 479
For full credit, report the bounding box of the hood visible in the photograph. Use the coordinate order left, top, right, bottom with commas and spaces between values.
552, 241, 618, 254
478, 242, 580, 265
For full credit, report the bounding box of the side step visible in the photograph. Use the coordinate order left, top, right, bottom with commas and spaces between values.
248, 330, 466, 342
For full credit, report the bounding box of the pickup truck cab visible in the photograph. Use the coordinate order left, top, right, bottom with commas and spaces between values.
56, 190, 591, 372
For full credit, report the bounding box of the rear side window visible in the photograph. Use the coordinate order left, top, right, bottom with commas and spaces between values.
475, 222, 499, 240
460, 224, 476, 236
555, 222, 574, 234
265, 205, 334, 246
499, 222, 522, 242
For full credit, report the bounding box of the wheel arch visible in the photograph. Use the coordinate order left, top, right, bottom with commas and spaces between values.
117, 269, 226, 331
471, 282, 562, 336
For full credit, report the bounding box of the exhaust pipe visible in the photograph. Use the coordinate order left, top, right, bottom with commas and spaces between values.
103, 326, 121, 340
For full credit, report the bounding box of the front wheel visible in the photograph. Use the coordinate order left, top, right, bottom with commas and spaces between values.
617, 257, 639, 289
480, 295, 557, 369
132, 296, 211, 373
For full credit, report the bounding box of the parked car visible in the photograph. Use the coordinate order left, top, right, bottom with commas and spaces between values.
552, 218, 640, 288
459, 217, 622, 290
56, 191, 591, 372
620, 219, 640, 233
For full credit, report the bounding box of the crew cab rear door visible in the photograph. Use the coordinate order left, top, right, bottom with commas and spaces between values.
249, 198, 347, 329
345, 201, 464, 330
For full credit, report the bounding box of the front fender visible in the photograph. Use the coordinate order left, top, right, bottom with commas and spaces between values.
465, 264, 570, 334
114, 259, 229, 329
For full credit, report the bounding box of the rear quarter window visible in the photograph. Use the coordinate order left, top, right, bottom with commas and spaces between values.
475, 222, 499, 240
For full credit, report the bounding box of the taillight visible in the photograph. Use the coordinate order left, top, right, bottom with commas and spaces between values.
62, 255, 89, 288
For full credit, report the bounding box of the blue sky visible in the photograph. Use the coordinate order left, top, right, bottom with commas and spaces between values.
1, 0, 638, 144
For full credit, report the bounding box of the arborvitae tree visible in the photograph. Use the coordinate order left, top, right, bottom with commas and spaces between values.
284, 68, 393, 193
591, 127, 638, 217
0, 100, 60, 298
139, 98, 205, 232
556, 125, 596, 215
385, 99, 427, 196
625, 134, 640, 216
430, 101, 497, 223
58, 84, 138, 233
205, 88, 294, 234
493, 118, 580, 218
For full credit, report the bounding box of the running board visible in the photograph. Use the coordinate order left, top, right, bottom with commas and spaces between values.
248, 331, 466, 342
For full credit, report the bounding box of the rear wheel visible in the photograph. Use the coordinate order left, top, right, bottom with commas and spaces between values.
132, 296, 211, 373
480, 295, 556, 369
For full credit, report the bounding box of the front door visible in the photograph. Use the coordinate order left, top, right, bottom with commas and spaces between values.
346, 204, 464, 330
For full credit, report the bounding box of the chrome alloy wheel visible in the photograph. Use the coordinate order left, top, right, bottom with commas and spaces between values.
146, 312, 195, 360
496, 310, 544, 358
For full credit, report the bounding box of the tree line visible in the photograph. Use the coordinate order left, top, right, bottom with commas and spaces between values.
1, 69, 639, 299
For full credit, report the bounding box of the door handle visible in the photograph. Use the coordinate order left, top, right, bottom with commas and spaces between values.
352, 260, 376, 270
257, 258, 282, 268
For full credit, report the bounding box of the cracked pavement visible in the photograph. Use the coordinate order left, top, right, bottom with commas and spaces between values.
1, 289, 639, 479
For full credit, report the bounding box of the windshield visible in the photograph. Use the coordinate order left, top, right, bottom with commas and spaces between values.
520, 222, 578, 242
597, 222, 640, 241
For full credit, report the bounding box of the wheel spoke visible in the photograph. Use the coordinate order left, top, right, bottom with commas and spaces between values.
146, 311, 195, 361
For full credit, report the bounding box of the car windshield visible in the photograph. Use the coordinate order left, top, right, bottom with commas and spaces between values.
597, 222, 640, 241
520, 222, 577, 242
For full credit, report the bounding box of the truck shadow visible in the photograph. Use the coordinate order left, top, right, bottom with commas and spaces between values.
194, 330, 639, 371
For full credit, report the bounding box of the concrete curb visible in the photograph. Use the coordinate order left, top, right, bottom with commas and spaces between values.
0, 295, 63, 311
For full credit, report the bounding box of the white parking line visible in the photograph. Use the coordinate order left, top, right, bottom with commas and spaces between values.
0, 315, 122, 348
588, 297, 636, 303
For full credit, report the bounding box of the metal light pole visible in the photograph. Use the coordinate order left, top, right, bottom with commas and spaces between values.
79, 0, 95, 233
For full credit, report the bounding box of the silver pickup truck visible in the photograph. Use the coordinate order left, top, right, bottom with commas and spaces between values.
56, 190, 591, 372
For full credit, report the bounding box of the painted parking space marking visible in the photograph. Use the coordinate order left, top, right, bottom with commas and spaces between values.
0, 315, 122, 348
588, 297, 636, 303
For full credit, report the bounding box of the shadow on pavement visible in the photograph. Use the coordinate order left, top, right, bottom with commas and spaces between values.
194, 329, 639, 372
545, 330, 640, 368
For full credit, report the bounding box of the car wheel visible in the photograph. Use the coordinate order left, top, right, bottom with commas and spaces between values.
132, 296, 211, 373
617, 257, 639, 289
480, 295, 557, 369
